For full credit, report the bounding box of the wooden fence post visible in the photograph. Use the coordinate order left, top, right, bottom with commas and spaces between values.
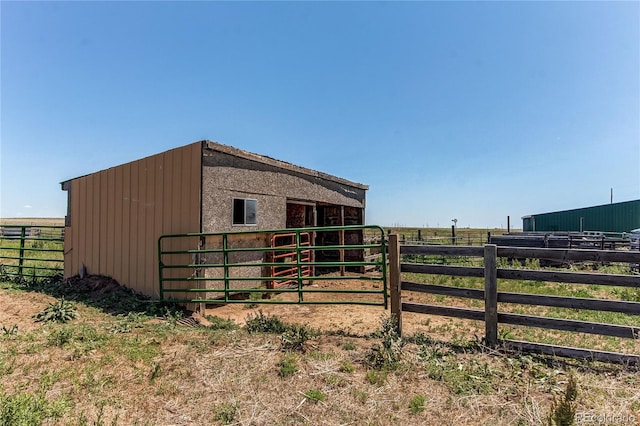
484, 244, 498, 346
389, 234, 402, 336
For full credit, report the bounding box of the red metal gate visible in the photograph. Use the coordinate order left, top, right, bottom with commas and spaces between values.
270, 232, 311, 288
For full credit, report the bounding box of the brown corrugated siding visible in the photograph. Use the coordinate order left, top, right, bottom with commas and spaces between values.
64, 142, 202, 297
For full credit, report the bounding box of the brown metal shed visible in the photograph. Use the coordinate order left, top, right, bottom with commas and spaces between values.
61, 140, 368, 298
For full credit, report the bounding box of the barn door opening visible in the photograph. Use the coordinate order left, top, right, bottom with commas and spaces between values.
286, 202, 315, 228
315, 204, 365, 274
267, 201, 316, 288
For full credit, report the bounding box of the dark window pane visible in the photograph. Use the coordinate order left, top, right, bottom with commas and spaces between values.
233, 199, 245, 224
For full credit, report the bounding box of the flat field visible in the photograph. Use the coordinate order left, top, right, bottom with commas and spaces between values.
1, 276, 638, 425
0, 218, 64, 226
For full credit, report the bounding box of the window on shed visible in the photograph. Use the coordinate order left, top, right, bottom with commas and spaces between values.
233, 198, 257, 225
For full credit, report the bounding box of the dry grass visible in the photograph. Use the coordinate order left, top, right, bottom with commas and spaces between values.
1, 279, 639, 425
0, 218, 64, 226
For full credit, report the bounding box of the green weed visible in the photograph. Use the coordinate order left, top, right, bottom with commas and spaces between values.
616, 288, 640, 302
213, 401, 238, 424
423, 357, 493, 395
278, 353, 298, 377
339, 360, 355, 373
149, 363, 161, 382
303, 389, 326, 403
341, 342, 356, 351
546, 374, 578, 426
34, 298, 77, 323
365, 370, 387, 386
48, 327, 74, 347
244, 311, 287, 334
365, 315, 403, 370
0, 390, 71, 425
1, 324, 18, 336
204, 315, 238, 330
281, 324, 314, 352
409, 394, 426, 414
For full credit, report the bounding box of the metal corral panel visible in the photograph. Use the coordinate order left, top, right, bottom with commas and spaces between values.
63, 142, 202, 297
522, 200, 640, 233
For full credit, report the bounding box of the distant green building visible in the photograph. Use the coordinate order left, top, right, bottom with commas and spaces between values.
522, 200, 640, 233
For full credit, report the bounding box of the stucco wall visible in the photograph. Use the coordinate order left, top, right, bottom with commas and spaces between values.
201, 149, 366, 233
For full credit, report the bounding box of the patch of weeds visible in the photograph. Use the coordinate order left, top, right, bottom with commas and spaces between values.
322, 373, 346, 387
75, 325, 110, 351
365, 370, 387, 386
0, 390, 72, 424
424, 357, 494, 395
110, 312, 147, 334
154, 383, 180, 397
616, 288, 640, 302
121, 336, 161, 363
34, 298, 77, 323
109, 321, 131, 334
498, 328, 514, 340
213, 401, 238, 424
281, 324, 315, 352
365, 315, 403, 370
351, 389, 368, 404
279, 353, 298, 377
339, 360, 355, 373
341, 342, 356, 351
204, 315, 238, 330
245, 311, 287, 334
409, 394, 426, 414
417, 341, 450, 362
243, 290, 264, 309
546, 374, 578, 426
149, 363, 161, 383
307, 350, 333, 361
48, 327, 74, 347
0, 356, 16, 376
1, 324, 18, 337
141, 301, 184, 319
572, 288, 594, 298
303, 389, 326, 403
186, 337, 211, 354
161, 306, 184, 326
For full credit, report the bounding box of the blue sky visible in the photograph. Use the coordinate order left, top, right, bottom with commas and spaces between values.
1, 1, 638, 229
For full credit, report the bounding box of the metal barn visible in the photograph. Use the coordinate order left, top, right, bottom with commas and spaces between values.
61, 141, 368, 297
522, 200, 640, 233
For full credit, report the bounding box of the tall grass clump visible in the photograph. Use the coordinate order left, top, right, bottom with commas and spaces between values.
546, 374, 578, 426
365, 315, 403, 370
244, 311, 287, 334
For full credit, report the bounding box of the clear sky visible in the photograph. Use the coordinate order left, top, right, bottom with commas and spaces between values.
1, 1, 638, 229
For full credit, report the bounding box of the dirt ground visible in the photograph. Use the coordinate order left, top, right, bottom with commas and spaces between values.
0, 274, 478, 339
203, 276, 481, 338
0, 290, 57, 332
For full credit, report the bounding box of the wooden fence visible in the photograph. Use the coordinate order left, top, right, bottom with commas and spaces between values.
388, 234, 640, 364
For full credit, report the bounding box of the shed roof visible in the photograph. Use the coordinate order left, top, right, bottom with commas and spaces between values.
202, 141, 368, 190
61, 140, 369, 191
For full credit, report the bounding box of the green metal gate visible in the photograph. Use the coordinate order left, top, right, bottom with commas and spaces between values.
0, 225, 65, 279
158, 225, 387, 307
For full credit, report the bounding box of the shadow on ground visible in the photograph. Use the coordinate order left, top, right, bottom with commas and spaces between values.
0, 274, 186, 318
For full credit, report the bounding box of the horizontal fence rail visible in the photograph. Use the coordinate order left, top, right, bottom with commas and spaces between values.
158, 225, 388, 307
389, 235, 640, 364
0, 225, 65, 279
